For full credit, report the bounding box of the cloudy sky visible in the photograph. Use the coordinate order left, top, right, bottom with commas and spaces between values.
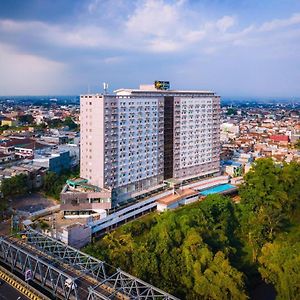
0, 0, 300, 97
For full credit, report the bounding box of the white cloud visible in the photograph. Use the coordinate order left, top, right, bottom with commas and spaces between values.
125, 1, 238, 52
0, 0, 300, 96
126, 0, 182, 37
0, 1, 299, 57
216, 16, 235, 32
260, 13, 300, 31
148, 38, 182, 52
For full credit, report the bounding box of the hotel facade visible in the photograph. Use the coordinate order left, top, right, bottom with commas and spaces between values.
80, 84, 220, 206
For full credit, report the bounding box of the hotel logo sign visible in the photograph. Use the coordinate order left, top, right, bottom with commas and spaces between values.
154, 81, 170, 90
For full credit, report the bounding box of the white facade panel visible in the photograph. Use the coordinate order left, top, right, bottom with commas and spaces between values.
179, 97, 214, 169
117, 98, 160, 186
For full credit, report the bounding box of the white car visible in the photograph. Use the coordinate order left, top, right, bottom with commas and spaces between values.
65, 278, 77, 290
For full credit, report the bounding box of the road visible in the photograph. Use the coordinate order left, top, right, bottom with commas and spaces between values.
0, 280, 29, 300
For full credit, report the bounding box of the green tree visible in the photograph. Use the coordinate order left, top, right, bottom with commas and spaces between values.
83, 160, 300, 299
42, 168, 79, 200
239, 159, 289, 261
0, 124, 9, 131
63, 117, 78, 130
85, 194, 248, 299
259, 241, 300, 300
226, 108, 237, 115
1, 174, 29, 198
18, 114, 34, 125
46, 118, 63, 128
294, 139, 300, 149
181, 229, 247, 300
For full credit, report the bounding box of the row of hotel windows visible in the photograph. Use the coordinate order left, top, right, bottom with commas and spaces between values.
105, 154, 163, 163
180, 129, 212, 134
181, 100, 212, 104
118, 141, 158, 146
181, 112, 213, 117
118, 149, 158, 155
119, 166, 157, 173
180, 150, 213, 155
180, 139, 212, 144
181, 107, 213, 111
119, 114, 158, 119
120, 106, 158, 111
120, 117, 158, 123
180, 158, 212, 166
181, 104, 212, 108
180, 115, 212, 120
180, 146, 212, 151
119, 119, 158, 125
119, 101, 158, 106
105, 106, 159, 114
118, 136, 158, 142
118, 156, 159, 163
118, 171, 156, 180
119, 162, 156, 170
118, 131, 159, 137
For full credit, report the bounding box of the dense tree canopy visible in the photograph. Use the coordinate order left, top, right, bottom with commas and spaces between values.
86, 195, 248, 299
259, 241, 300, 300
238, 159, 300, 261
1, 174, 29, 198
84, 159, 300, 299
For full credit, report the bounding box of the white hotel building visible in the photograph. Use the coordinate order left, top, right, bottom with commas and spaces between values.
80, 84, 220, 206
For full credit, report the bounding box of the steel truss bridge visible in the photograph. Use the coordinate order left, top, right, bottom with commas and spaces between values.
0, 229, 178, 300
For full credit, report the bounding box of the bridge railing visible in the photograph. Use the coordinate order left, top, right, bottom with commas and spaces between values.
0, 236, 78, 300
22, 229, 179, 300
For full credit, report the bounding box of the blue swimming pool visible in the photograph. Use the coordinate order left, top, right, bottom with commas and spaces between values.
200, 183, 236, 196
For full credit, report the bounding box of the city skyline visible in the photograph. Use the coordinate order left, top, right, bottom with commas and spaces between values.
1, 0, 300, 97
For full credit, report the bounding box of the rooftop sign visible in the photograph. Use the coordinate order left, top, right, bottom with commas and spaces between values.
154, 81, 170, 90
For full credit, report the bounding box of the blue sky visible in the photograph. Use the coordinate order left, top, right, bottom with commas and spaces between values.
0, 0, 300, 97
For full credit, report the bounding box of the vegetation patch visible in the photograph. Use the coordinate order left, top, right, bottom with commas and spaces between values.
85, 159, 300, 299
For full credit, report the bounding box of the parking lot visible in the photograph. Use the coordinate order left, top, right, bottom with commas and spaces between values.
11, 193, 57, 214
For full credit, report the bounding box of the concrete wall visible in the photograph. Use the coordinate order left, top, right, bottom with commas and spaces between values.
80, 95, 105, 188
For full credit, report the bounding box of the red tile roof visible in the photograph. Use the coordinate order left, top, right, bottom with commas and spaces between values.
270, 135, 289, 142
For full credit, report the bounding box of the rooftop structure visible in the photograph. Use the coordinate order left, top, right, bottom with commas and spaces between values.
33, 148, 71, 174
60, 179, 111, 218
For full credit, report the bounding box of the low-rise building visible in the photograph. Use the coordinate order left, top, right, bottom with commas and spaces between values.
1, 118, 18, 127
223, 160, 243, 177
56, 223, 92, 249
0, 152, 15, 164
33, 149, 71, 174
60, 178, 111, 218
156, 189, 199, 212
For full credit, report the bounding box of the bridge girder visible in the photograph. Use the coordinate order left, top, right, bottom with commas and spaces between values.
22, 229, 179, 300
0, 236, 78, 300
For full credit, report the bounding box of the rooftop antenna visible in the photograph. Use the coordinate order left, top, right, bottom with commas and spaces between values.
103, 82, 108, 94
